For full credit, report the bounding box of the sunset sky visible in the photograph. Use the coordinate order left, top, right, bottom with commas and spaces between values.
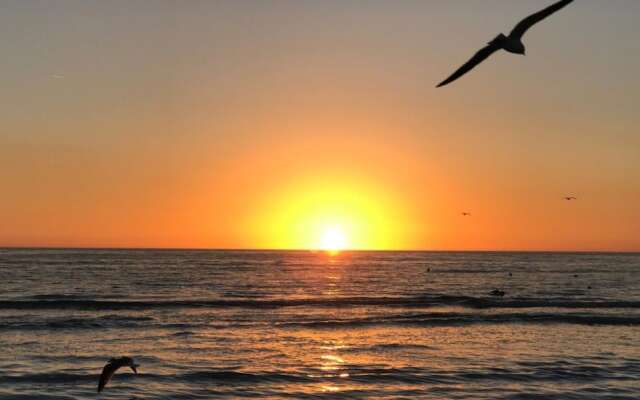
1, 0, 639, 251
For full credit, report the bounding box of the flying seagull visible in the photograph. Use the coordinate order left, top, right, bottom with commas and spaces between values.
461, 212, 471, 216
564, 196, 577, 201
98, 356, 139, 393
437, 0, 574, 88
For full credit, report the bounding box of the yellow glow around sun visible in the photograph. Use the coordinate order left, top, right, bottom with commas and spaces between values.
251, 177, 411, 251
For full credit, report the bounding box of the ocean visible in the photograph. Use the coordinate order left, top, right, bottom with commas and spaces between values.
0, 249, 639, 399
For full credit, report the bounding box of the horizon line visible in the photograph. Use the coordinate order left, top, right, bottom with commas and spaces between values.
1, 245, 638, 254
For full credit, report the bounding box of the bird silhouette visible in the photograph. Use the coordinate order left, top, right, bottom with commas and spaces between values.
489, 289, 506, 297
564, 196, 577, 201
437, 0, 574, 87
461, 212, 471, 217
98, 356, 139, 393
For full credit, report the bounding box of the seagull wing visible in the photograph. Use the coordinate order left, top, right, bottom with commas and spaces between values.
510, 0, 574, 39
436, 42, 501, 88
98, 361, 121, 393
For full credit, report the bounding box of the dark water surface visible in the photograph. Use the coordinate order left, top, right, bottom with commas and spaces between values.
1, 249, 639, 399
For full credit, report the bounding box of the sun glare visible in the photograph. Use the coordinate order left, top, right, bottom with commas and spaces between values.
319, 226, 347, 253
251, 177, 413, 251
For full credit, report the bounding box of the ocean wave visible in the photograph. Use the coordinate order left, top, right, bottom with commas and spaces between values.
2, 361, 638, 388
343, 343, 437, 353
28, 294, 98, 300
276, 312, 640, 328
179, 371, 314, 384
0, 372, 96, 384
2, 295, 640, 311
3, 310, 637, 332
0, 370, 311, 386
0, 315, 155, 331
172, 330, 197, 337
0, 392, 82, 400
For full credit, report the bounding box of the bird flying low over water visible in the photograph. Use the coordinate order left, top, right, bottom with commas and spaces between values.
461, 212, 471, 216
98, 356, 139, 393
437, 0, 574, 88
564, 196, 577, 201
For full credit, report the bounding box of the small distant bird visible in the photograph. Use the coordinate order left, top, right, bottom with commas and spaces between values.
508, 272, 513, 277
98, 356, 139, 393
461, 212, 471, 217
489, 289, 506, 297
437, 0, 575, 87
564, 196, 577, 201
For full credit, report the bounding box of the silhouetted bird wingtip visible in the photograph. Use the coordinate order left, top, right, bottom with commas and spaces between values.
98, 356, 139, 393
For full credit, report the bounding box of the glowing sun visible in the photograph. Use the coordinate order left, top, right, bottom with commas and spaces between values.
319, 226, 348, 252
251, 178, 412, 251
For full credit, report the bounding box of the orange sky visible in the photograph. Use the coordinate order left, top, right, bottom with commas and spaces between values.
1, 1, 639, 251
